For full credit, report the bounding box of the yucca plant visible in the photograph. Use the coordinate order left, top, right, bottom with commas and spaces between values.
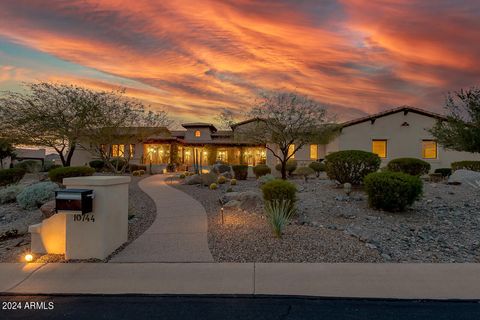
264, 199, 296, 238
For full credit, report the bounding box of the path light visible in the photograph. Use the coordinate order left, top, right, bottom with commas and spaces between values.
221, 207, 224, 225
24, 253, 33, 262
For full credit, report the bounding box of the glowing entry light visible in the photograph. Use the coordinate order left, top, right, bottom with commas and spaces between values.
24, 253, 33, 262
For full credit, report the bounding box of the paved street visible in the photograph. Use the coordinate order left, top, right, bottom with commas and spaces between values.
1, 295, 479, 320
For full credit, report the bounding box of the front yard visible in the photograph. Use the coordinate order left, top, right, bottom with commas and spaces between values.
174, 176, 480, 263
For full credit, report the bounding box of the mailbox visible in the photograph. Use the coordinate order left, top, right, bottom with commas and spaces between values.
55, 189, 94, 214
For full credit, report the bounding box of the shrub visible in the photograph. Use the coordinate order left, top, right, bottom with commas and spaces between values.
16, 181, 59, 209
0, 168, 26, 187
275, 159, 298, 176
0, 184, 24, 204
308, 161, 325, 177
42, 160, 61, 172
293, 166, 315, 181
217, 176, 227, 184
230, 178, 237, 185
110, 157, 127, 171
387, 158, 431, 176
89, 160, 105, 172
451, 161, 480, 172
209, 183, 218, 190
132, 170, 145, 176
179, 173, 186, 179
14, 160, 42, 173
48, 166, 95, 184
226, 187, 233, 192
129, 163, 147, 172
261, 179, 297, 210
253, 164, 271, 178
434, 168, 452, 177
364, 171, 423, 212
258, 174, 276, 186
325, 150, 381, 185
166, 163, 176, 172
264, 199, 296, 238
232, 165, 248, 180
213, 163, 231, 174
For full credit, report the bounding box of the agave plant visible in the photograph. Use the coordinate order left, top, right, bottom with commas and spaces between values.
264, 199, 296, 238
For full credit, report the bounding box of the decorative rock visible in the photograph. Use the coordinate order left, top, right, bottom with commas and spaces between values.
40, 200, 56, 219
185, 174, 202, 185
448, 169, 480, 186
223, 200, 241, 208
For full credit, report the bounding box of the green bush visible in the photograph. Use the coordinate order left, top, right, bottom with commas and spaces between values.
253, 164, 271, 178
232, 165, 248, 180
451, 161, 480, 172
14, 160, 42, 173
275, 159, 298, 176
217, 175, 227, 184
0, 184, 24, 204
166, 163, 176, 172
364, 172, 423, 212
261, 179, 297, 209
179, 173, 186, 179
213, 163, 231, 174
434, 168, 452, 177
0, 168, 26, 187
42, 160, 61, 172
387, 158, 431, 176
48, 166, 95, 184
129, 163, 147, 172
209, 183, 218, 190
325, 150, 381, 185
264, 199, 296, 238
293, 166, 315, 181
89, 160, 105, 172
16, 181, 59, 209
308, 161, 325, 177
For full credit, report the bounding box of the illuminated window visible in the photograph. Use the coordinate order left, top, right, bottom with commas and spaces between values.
195, 130, 201, 137
217, 150, 228, 162
129, 144, 135, 159
372, 140, 387, 158
310, 144, 318, 160
422, 140, 437, 159
288, 144, 295, 159
111, 144, 125, 157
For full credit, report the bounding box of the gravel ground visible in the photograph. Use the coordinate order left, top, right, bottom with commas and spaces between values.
174, 180, 381, 263
0, 175, 156, 263
175, 175, 480, 263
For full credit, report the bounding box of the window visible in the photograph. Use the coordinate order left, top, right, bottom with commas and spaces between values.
310, 144, 318, 160
372, 140, 387, 158
288, 144, 295, 159
129, 144, 135, 159
422, 140, 437, 159
194, 130, 201, 137
111, 144, 125, 157
217, 150, 228, 162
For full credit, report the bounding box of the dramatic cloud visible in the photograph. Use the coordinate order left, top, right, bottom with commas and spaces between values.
0, 0, 479, 122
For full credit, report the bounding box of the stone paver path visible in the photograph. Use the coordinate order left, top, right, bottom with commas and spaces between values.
110, 175, 213, 262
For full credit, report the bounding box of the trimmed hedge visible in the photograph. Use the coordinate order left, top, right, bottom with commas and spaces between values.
451, 161, 480, 172
89, 160, 105, 172
293, 166, 315, 181
48, 166, 95, 184
325, 150, 381, 185
232, 165, 248, 180
434, 168, 452, 177
253, 164, 271, 178
261, 179, 297, 208
308, 161, 325, 177
275, 159, 298, 176
0, 168, 26, 187
387, 158, 430, 176
364, 171, 423, 212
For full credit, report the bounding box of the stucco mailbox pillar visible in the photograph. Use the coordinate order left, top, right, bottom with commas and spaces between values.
61, 176, 130, 260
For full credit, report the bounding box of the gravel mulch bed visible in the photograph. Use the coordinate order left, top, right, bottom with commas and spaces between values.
174, 175, 480, 263
173, 180, 382, 263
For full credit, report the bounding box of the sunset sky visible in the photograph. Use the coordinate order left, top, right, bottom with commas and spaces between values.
1, 0, 479, 124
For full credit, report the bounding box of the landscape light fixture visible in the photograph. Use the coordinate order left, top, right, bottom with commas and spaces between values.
24, 253, 33, 262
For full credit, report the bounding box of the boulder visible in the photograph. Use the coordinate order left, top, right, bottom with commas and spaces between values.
448, 169, 480, 187
220, 192, 241, 204
186, 174, 202, 185
223, 200, 241, 208
220, 171, 233, 179
213, 163, 231, 174
40, 200, 56, 219
237, 190, 263, 211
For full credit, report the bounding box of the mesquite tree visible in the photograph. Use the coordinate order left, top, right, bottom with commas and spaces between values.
429, 87, 480, 153
235, 91, 339, 179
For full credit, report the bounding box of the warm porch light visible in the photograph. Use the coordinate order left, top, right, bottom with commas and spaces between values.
24, 253, 33, 262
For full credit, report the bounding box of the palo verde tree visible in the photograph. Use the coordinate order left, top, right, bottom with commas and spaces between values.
80, 91, 171, 174
234, 91, 339, 179
0, 83, 107, 166
429, 87, 480, 153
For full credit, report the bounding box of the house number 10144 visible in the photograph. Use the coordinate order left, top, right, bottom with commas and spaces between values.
73, 214, 95, 222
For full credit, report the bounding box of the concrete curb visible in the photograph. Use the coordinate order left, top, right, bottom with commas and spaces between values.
2, 263, 480, 299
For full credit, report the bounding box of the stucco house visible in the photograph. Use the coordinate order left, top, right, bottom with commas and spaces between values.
71, 106, 479, 172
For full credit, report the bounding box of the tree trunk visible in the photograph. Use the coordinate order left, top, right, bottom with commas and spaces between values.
65, 145, 76, 167
281, 160, 287, 180
58, 152, 67, 167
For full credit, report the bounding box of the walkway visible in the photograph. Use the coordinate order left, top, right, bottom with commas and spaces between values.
110, 175, 213, 262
